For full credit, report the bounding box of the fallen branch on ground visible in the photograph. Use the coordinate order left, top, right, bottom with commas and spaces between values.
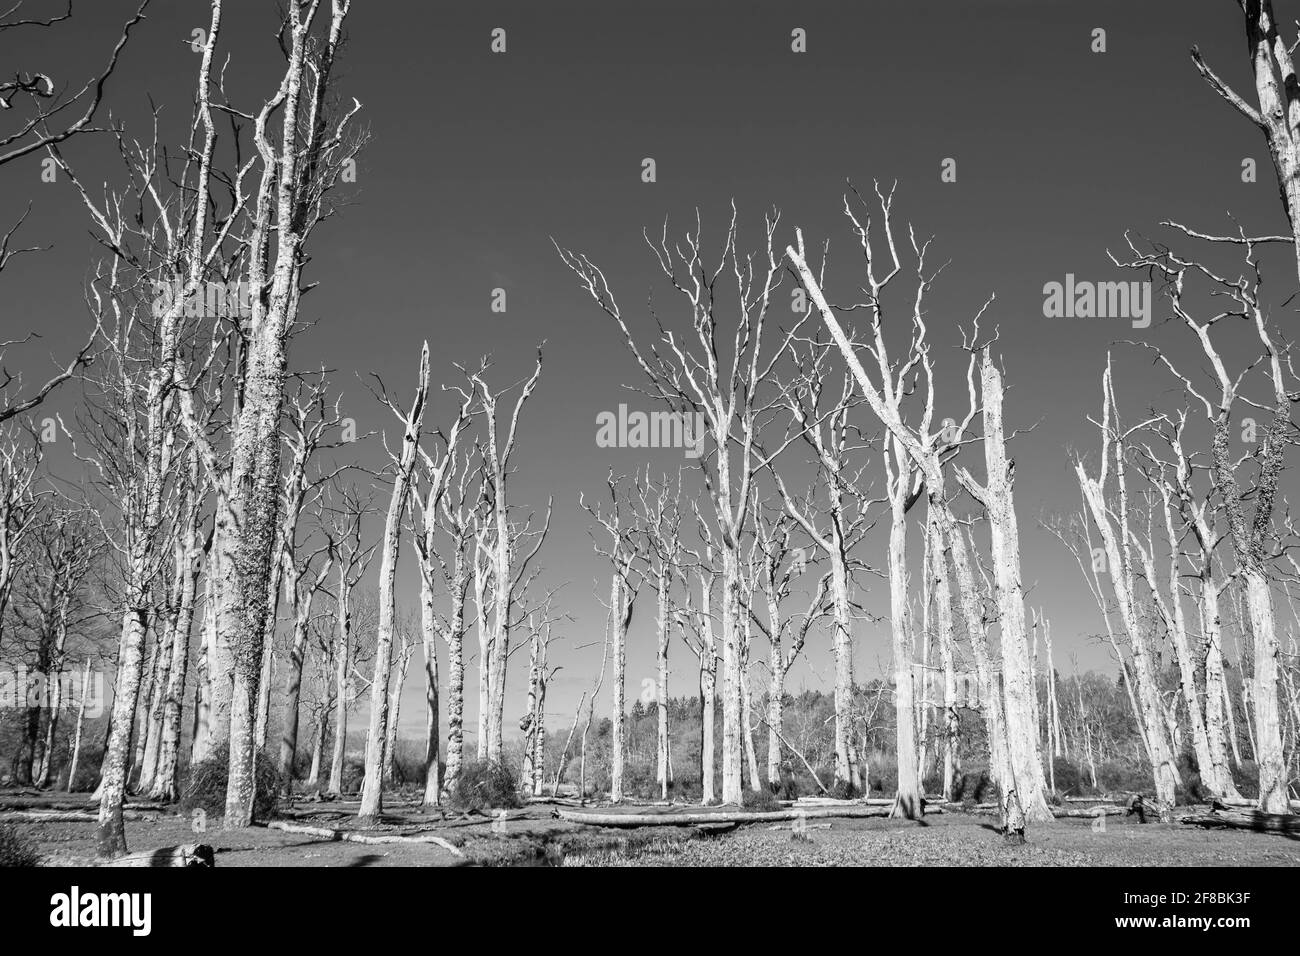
554, 805, 942, 828
264, 820, 465, 857
97, 844, 214, 868
1180, 808, 1300, 835
2, 810, 160, 822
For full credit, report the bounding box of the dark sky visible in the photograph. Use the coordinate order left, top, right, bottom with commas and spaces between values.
5, 1, 1298, 742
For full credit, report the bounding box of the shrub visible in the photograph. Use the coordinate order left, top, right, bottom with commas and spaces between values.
621, 762, 657, 799
1097, 760, 1151, 796
1051, 757, 1085, 797
772, 766, 801, 801
829, 779, 860, 800
741, 788, 782, 812
179, 742, 284, 821
0, 822, 42, 867
446, 759, 523, 813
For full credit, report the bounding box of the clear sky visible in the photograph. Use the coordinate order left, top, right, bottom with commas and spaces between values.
5, 1, 1298, 746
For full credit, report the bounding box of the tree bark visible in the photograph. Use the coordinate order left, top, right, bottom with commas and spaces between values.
359, 343, 429, 820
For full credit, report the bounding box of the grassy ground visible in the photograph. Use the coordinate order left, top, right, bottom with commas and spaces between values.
6, 792, 1299, 867
563, 813, 1300, 867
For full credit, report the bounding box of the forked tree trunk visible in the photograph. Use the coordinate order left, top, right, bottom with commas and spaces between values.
1077, 460, 1179, 810
359, 344, 429, 821
150, 521, 201, 801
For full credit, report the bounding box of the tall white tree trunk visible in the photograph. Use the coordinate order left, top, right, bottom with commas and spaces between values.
655, 574, 670, 799
928, 515, 959, 802
359, 345, 429, 820
971, 354, 1052, 823
610, 572, 627, 802
67, 658, 93, 792
887, 443, 921, 818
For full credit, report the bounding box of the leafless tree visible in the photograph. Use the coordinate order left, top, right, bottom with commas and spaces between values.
558, 205, 806, 804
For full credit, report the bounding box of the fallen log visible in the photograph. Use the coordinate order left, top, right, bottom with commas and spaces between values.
790, 797, 895, 807
1051, 805, 1125, 819
2, 810, 160, 823
553, 805, 942, 828
0, 797, 170, 813
264, 820, 465, 857
1180, 808, 1300, 836
97, 844, 214, 868
1216, 797, 1300, 812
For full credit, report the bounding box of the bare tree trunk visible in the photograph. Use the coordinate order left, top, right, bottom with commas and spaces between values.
829, 551, 859, 793
740, 658, 761, 793
475, 549, 490, 761
1242, 567, 1288, 812
191, 563, 216, 765
887, 442, 921, 819
1201, 581, 1242, 797
97, 607, 148, 857
66, 659, 93, 791
421, 573, 442, 804
328, 565, 351, 796
307, 706, 325, 787
359, 344, 429, 821
697, 567, 716, 805
150, 519, 201, 801
383, 644, 412, 787
971, 353, 1052, 823
610, 572, 626, 802
928, 515, 959, 803
1076, 387, 1180, 811
655, 575, 670, 800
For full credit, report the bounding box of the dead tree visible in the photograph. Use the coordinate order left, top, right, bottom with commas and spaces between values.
630, 469, 687, 800
1113, 230, 1295, 814
358, 344, 431, 821
559, 207, 806, 804
749, 503, 831, 789
324, 487, 376, 797
582, 471, 646, 802
520, 602, 566, 796
1074, 360, 1180, 812
0, 425, 44, 656
764, 351, 879, 795
786, 184, 1051, 821
470, 354, 546, 763
415, 441, 479, 803
0, 2, 149, 426
8, 504, 101, 787
677, 532, 719, 804
1190, 1, 1300, 284
165, 0, 362, 829
275, 378, 349, 787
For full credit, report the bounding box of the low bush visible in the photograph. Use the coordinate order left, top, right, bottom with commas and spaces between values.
179, 742, 284, 821
446, 759, 523, 813
0, 822, 41, 867
741, 788, 782, 812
